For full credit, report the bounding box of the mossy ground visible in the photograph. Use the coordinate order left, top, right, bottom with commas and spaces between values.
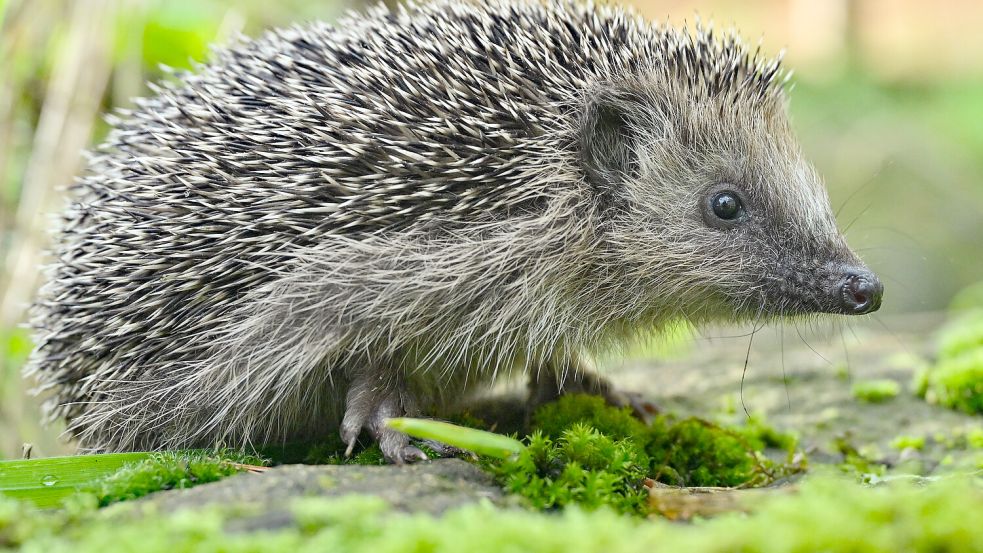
3, 309, 982, 551
914, 309, 983, 415
2, 474, 981, 553
3, 394, 803, 518
79, 451, 267, 507
851, 379, 901, 403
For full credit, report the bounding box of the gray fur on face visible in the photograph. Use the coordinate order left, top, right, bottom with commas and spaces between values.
26, 0, 873, 460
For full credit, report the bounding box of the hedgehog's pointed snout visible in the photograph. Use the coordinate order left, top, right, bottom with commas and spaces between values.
836, 266, 883, 315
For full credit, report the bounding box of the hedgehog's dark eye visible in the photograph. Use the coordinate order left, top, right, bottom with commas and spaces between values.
711, 192, 742, 220
701, 187, 748, 229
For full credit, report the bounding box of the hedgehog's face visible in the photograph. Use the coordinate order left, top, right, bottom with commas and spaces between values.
580, 84, 883, 321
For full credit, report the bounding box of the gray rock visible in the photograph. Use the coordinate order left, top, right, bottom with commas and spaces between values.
138, 458, 506, 528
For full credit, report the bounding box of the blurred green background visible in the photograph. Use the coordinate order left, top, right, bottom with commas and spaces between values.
1, 0, 981, 458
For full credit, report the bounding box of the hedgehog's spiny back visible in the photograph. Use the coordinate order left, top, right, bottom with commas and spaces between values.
28, 0, 788, 451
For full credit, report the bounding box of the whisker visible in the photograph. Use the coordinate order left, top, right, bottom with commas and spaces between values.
838, 320, 852, 380
740, 311, 766, 420
795, 324, 833, 366
779, 323, 790, 411
834, 157, 892, 220
841, 200, 874, 236
872, 314, 910, 355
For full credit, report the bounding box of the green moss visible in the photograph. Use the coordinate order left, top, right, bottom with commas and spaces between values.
531, 395, 645, 440
262, 438, 431, 466
80, 450, 266, 507
646, 416, 788, 488
494, 395, 803, 514
3, 475, 983, 553
736, 415, 799, 453
833, 436, 888, 482
914, 309, 983, 415
917, 349, 983, 415
936, 433, 983, 473
496, 425, 648, 514
891, 435, 926, 451
969, 428, 983, 449
289, 443, 389, 466
851, 379, 901, 403
937, 310, 983, 360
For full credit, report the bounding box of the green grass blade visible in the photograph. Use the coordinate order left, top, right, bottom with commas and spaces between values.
0, 452, 152, 508
387, 418, 525, 459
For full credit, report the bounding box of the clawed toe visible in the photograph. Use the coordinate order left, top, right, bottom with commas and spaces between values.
377, 424, 426, 464
340, 374, 432, 464
341, 417, 366, 457
397, 444, 430, 464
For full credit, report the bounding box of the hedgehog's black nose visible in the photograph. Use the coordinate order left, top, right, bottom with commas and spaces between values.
837, 268, 883, 315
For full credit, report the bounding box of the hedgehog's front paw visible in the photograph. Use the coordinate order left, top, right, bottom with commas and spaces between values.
340, 378, 428, 464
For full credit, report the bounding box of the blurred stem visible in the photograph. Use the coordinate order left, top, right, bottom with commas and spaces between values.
112, 0, 147, 109
0, 0, 116, 327
0, 0, 25, 227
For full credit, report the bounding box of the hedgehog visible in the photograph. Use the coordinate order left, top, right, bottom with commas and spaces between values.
26, 0, 883, 463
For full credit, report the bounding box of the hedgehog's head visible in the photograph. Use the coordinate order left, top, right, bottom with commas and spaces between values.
579, 67, 882, 323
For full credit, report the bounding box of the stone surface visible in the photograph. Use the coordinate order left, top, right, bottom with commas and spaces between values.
140, 458, 506, 524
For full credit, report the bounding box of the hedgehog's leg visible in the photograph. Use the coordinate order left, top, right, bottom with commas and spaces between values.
340, 371, 429, 464
528, 358, 659, 423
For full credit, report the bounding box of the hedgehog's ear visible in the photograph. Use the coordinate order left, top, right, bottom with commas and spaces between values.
580, 91, 643, 194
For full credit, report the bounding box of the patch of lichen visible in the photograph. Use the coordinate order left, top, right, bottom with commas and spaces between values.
79, 450, 267, 507
938, 309, 983, 360
737, 415, 800, 453
832, 435, 889, 481
4, 475, 983, 553
851, 379, 901, 403
914, 310, 983, 414
495, 395, 802, 514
